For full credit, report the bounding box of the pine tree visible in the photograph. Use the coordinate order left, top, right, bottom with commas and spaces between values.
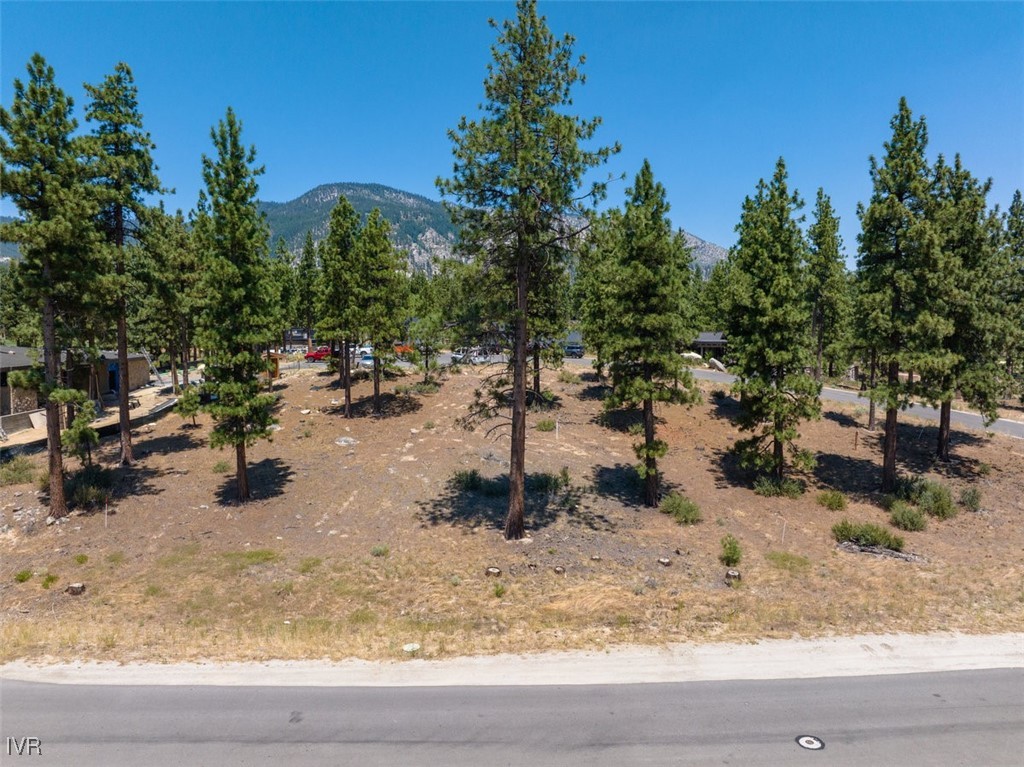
1005, 191, 1024, 401
437, 0, 617, 539
726, 158, 821, 481
922, 155, 1005, 460
575, 209, 621, 374
0, 54, 103, 517
856, 98, 948, 492
598, 160, 701, 506
806, 189, 851, 380
84, 62, 163, 466
193, 108, 276, 503
269, 237, 298, 353
355, 209, 408, 414
296, 231, 319, 352
317, 195, 362, 416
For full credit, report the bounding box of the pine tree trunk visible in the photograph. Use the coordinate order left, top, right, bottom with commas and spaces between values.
117, 310, 133, 466
423, 347, 430, 384
506, 252, 528, 540
533, 345, 541, 399
937, 399, 952, 461
235, 441, 249, 502
868, 350, 877, 431
813, 307, 824, 382
882, 362, 899, 492
372, 354, 381, 415
642, 397, 658, 507
343, 341, 352, 419
170, 352, 179, 395
773, 417, 785, 480
42, 296, 68, 517
181, 326, 190, 388
306, 328, 312, 353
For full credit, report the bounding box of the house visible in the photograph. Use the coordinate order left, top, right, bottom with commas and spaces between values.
0, 345, 151, 435
693, 331, 727, 357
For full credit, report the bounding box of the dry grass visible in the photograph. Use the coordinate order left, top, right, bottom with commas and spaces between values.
1, 366, 1022, 663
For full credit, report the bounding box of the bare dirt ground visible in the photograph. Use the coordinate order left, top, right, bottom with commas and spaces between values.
1, 364, 1022, 663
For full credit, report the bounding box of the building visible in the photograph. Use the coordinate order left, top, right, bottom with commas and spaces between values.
693, 331, 727, 358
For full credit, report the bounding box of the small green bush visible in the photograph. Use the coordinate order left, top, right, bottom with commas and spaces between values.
424, 421, 436, 430
212, 460, 231, 474
493, 582, 507, 598
660, 492, 702, 525
527, 469, 570, 494
753, 476, 804, 499
977, 462, 992, 477
558, 370, 581, 385
894, 475, 927, 504
959, 487, 982, 513
14, 570, 32, 583
370, 545, 390, 558
918, 481, 956, 519
65, 465, 114, 510
0, 456, 37, 486
816, 489, 847, 511
298, 556, 322, 575
719, 534, 742, 566
74, 554, 88, 565
832, 519, 904, 551
41, 573, 58, 589
452, 468, 483, 492
889, 501, 926, 531
536, 419, 556, 432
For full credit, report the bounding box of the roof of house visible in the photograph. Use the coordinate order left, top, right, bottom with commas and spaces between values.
695, 332, 727, 344
0, 346, 146, 371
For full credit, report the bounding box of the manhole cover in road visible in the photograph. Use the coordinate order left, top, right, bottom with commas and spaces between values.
796, 735, 825, 750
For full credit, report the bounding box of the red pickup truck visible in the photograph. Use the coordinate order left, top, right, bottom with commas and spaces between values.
304, 346, 335, 362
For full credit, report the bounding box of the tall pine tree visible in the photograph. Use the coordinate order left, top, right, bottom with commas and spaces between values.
806, 189, 851, 380
857, 98, 948, 491
84, 62, 163, 466
597, 160, 700, 506
726, 158, 821, 481
193, 108, 276, 502
1, 54, 103, 517
437, 0, 617, 539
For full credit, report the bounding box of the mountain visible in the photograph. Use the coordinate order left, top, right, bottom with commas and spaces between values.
681, 230, 729, 277
259, 183, 457, 274
262, 182, 731, 276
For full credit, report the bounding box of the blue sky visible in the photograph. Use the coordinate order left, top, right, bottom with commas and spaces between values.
2, 1, 1022, 262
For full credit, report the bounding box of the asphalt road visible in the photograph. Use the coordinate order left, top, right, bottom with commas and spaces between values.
2, 669, 1020, 766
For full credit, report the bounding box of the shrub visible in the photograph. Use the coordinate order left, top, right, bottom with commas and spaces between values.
298, 557, 322, 575
174, 385, 201, 426
41, 573, 58, 589
14, 570, 32, 583
719, 534, 742, 566
74, 554, 88, 565
452, 468, 483, 492
894, 475, 927, 504
493, 582, 507, 598
558, 370, 581, 385
753, 476, 804, 499
889, 501, 926, 531
0, 456, 36, 486
212, 460, 231, 474
370, 545, 389, 558
977, 463, 992, 477
536, 418, 556, 432
660, 492, 702, 525
959, 487, 982, 513
424, 421, 436, 430
66, 465, 114, 510
816, 489, 847, 511
918, 481, 956, 519
832, 519, 904, 551
527, 469, 570, 494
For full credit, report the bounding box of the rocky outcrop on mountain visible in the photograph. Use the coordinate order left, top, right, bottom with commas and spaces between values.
259, 183, 457, 273
259, 182, 728, 276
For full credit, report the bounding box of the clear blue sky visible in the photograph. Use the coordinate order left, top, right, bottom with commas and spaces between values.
3, 1, 1022, 262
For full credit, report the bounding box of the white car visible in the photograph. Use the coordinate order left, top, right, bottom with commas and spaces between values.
357, 353, 375, 370
355, 343, 373, 357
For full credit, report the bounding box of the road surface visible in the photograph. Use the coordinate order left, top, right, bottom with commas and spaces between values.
2, 669, 1020, 766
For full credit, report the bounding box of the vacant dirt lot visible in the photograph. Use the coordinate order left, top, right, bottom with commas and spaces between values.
1, 363, 1022, 663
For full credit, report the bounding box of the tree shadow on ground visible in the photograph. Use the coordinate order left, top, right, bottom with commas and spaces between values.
708, 392, 741, 421
813, 452, 886, 501
324, 393, 423, 419
416, 471, 613, 534
824, 411, 860, 429
137, 430, 204, 457
709, 447, 754, 491
591, 406, 665, 433
58, 458, 166, 516
591, 463, 679, 508
215, 457, 295, 505
578, 383, 611, 402
896, 420, 986, 479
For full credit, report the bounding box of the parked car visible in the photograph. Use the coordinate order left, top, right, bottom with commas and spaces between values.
357, 353, 375, 370
563, 342, 584, 358
355, 343, 373, 357
304, 346, 334, 362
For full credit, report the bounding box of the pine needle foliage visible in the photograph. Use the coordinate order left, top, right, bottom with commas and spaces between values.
437, 0, 618, 539
193, 108, 277, 503
725, 158, 821, 480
